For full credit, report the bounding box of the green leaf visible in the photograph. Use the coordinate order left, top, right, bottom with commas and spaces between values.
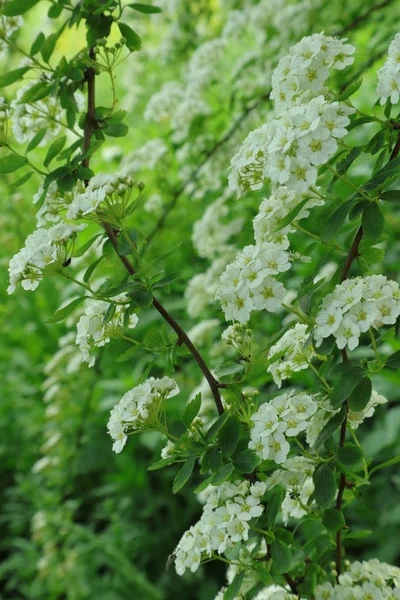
328, 147, 362, 192
323, 508, 345, 532
183, 393, 202, 428
265, 484, 285, 527
118, 22, 142, 51
214, 362, 243, 379
30, 32, 45, 56
117, 228, 138, 255
0, 67, 30, 87
273, 197, 311, 233
313, 464, 337, 507
380, 190, 400, 202
362, 203, 385, 241
57, 174, 76, 193
224, 572, 245, 600
41, 24, 66, 63
232, 450, 259, 474
128, 2, 162, 13
172, 457, 196, 494
3, 0, 40, 15
47, 296, 88, 323
9, 171, 34, 190
330, 365, 365, 408
44, 136, 67, 168
205, 412, 230, 442
168, 420, 186, 439
369, 455, 400, 477
117, 345, 139, 363
83, 256, 103, 283
320, 199, 355, 241
348, 376, 372, 412
338, 79, 362, 101
337, 443, 364, 467
271, 539, 291, 573
0, 154, 28, 173
218, 416, 241, 457
20, 81, 53, 103
147, 456, 176, 471
363, 156, 400, 192
211, 463, 235, 485
385, 350, 400, 369
26, 129, 47, 153
104, 121, 129, 137
315, 406, 347, 450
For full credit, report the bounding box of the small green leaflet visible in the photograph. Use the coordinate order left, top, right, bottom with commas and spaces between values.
362, 203, 384, 241
183, 393, 202, 428
223, 572, 245, 600
128, 3, 162, 13
118, 22, 142, 51
313, 464, 337, 507
172, 457, 196, 494
0, 154, 28, 173
271, 539, 291, 573
3, 0, 41, 16
47, 296, 88, 323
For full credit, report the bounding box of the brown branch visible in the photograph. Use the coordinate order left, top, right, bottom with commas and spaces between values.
82, 50, 224, 416
102, 223, 225, 415
334, 122, 400, 578
337, 0, 394, 35
283, 573, 298, 595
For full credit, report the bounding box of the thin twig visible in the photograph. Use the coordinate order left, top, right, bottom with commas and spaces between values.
82, 53, 224, 416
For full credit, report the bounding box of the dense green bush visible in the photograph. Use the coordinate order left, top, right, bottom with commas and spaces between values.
0, 1, 399, 598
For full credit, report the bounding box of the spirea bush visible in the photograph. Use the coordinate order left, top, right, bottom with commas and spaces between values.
1, 0, 400, 598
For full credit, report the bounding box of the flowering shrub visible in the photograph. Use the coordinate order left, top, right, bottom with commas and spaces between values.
1, 0, 400, 598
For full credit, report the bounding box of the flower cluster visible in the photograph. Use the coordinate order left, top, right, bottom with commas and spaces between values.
76, 298, 139, 367
249, 391, 318, 463
216, 242, 289, 322
314, 275, 400, 351
270, 33, 355, 114
253, 186, 324, 248
229, 97, 354, 197
267, 457, 315, 523
33, 181, 75, 226
174, 480, 266, 575
10, 81, 84, 146
7, 222, 85, 293
107, 377, 179, 453
267, 323, 315, 387
314, 559, 400, 599
186, 252, 236, 318
192, 196, 244, 259
221, 322, 252, 361
67, 173, 137, 220
377, 33, 400, 105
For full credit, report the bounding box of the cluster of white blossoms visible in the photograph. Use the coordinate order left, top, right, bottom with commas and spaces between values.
67, 173, 136, 220
107, 377, 179, 453
229, 96, 354, 197
377, 33, 400, 105
314, 275, 400, 351
253, 186, 324, 248
192, 197, 244, 259
216, 242, 289, 322
7, 222, 86, 294
10, 81, 84, 146
267, 457, 315, 523
76, 297, 139, 367
0, 10, 23, 58
33, 181, 76, 226
174, 480, 266, 576
221, 322, 252, 360
267, 323, 315, 387
270, 33, 355, 113
314, 559, 400, 600
120, 138, 168, 174
249, 391, 318, 463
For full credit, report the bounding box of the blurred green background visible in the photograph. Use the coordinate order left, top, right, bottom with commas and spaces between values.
1, 0, 400, 598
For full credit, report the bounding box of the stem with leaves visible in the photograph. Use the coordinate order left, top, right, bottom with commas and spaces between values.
81, 49, 224, 416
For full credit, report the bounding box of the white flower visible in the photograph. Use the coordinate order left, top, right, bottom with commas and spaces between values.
107, 377, 179, 453
377, 34, 400, 105
314, 276, 400, 351
7, 222, 86, 294
267, 323, 315, 387
76, 298, 138, 367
